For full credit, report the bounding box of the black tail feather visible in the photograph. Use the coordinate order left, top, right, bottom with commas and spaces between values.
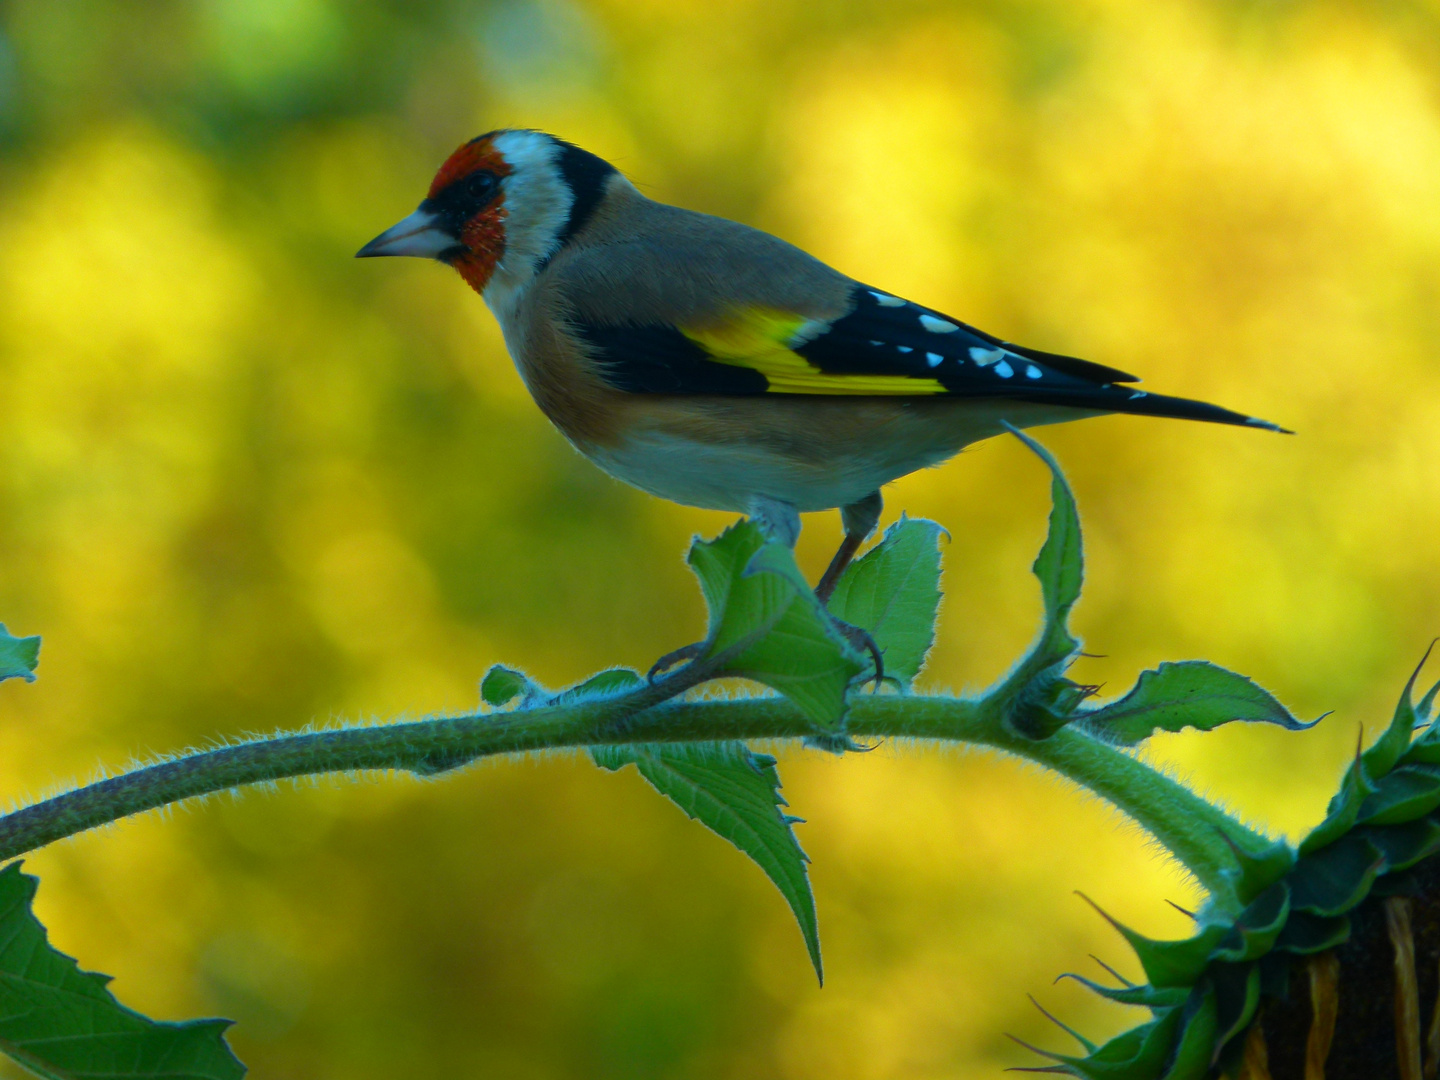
1015, 387, 1292, 433
1003, 343, 1141, 386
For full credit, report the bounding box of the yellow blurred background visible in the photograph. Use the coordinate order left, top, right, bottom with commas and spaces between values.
0, 0, 1437, 1076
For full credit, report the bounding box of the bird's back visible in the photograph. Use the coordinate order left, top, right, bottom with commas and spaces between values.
543, 181, 857, 330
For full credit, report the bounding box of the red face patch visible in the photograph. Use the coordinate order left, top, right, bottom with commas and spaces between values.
429, 134, 516, 295
429, 134, 513, 199
452, 214, 505, 295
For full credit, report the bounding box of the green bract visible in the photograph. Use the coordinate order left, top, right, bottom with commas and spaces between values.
1032, 656, 1440, 1080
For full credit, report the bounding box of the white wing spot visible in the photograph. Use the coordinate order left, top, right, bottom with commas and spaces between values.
896, 346, 913, 353
994, 359, 1014, 378
1025, 365, 1043, 379
870, 292, 907, 307
925, 352, 943, 367
869, 340, 885, 347
1129, 391, 1148, 399
919, 314, 959, 334
969, 347, 1004, 366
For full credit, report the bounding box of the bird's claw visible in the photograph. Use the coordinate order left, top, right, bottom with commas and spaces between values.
648, 620, 881, 691
647, 642, 706, 683
804, 732, 878, 755
829, 615, 885, 689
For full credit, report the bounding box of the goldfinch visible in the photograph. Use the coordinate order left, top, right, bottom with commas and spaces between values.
358, 129, 1285, 606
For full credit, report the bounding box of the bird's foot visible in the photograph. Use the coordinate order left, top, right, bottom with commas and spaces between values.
804, 732, 881, 755
647, 642, 706, 683
647, 620, 882, 690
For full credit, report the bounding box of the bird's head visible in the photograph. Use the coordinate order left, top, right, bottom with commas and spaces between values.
357, 129, 617, 305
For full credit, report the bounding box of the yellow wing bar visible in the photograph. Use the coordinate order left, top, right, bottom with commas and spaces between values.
681, 307, 947, 396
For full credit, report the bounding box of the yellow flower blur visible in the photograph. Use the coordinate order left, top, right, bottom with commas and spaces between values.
0, 1, 1435, 1076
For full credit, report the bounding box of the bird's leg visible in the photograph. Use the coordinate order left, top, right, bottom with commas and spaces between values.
814, 534, 863, 607
816, 492, 885, 686
815, 492, 882, 604
748, 494, 802, 548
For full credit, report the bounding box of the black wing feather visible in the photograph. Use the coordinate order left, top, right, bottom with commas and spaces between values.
580, 324, 766, 394
801, 286, 1283, 429
574, 285, 1286, 432
797, 286, 1140, 387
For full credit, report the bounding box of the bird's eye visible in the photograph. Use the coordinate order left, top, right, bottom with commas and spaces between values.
466, 172, 498, 200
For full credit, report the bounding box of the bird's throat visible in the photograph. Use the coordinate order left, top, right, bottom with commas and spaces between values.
451, 248, 500, 295
450, 206, 507, 294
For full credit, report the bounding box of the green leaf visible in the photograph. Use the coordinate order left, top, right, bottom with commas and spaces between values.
1006, 424, 1081, 669
0, 862, 244, 1080
0, 627, 39, 684
826, 516, 944, 687
552, 668, 644, 704
998, 426, 1087, 739
1079, 661, 1315, 747
589, 741, 822, 982
480, 665, 539, 708
688, 521, 864, 731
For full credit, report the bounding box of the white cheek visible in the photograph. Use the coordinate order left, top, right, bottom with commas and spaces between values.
488, 131, 574, 300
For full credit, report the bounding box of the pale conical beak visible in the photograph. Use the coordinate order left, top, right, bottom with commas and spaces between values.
356, 208, 460, 259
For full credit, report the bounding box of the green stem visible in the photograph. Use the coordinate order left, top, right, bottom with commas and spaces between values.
0, 686, 1264, 908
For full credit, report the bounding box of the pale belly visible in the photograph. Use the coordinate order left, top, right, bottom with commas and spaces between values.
585, 432, 941, 513
573, 397, 1096, 514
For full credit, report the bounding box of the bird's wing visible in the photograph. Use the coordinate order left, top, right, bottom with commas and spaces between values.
550, 202, 1282, 428
574, 283, 1137, 396
574, 285, 1282, 428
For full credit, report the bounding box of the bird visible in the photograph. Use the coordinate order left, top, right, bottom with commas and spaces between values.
358, 129, 1286, 674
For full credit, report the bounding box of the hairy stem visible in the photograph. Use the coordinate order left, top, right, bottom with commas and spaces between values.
0, 683, 1265, 905
658, 695, 1258, 907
